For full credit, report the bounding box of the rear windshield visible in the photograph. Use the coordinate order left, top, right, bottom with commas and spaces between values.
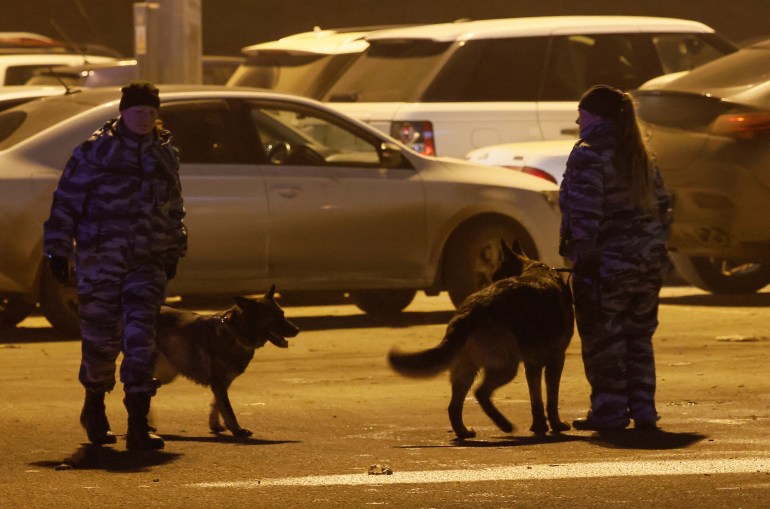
324, 40, 452, 102
666, 46, 770, 92
0, 96, 92, 150
228, 53, 358, 99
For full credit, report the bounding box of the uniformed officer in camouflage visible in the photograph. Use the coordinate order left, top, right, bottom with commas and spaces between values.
559, 84, 671, 432
44, 81, 187, 449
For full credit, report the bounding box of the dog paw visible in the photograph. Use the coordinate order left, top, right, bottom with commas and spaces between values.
453, 428, 477, 440
529, 421, 549, 435
232, 427, 253, 438
550, 420, 571, 433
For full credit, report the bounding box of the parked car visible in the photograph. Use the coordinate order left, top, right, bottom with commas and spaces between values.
466, 139, 575, 185
0, 86, 562, 333
227, 26, 380, 99
25, 56, 244, 87
632, 39, 770, 294
0, 32, 121, 58
0, 85, 68, 111
464, 71, 694, 184
323, 16, 736, 157
0, 53, 117, 86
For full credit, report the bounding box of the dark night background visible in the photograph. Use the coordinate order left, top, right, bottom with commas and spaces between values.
2, 0, 769, 58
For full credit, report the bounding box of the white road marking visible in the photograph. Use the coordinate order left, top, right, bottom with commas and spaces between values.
191, 458, 770, 488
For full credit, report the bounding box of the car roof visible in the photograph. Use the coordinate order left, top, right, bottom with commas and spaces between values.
241, 29, 371, 56
365, 16, 716, 43
0, 53, 117, 64
0, 85, 67, 100
25, 84, 337, 109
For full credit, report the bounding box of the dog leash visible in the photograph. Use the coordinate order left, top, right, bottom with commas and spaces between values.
552, 267, 574, 285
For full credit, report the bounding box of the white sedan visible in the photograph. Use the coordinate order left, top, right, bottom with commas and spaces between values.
465, 139, 574, 185
0, 86, 563, 334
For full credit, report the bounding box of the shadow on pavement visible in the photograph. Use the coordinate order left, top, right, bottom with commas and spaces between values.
162, 433, 300, 446
400, 432, 588, 449
588, 428, 706, 450
32, 444, 182, 472
289, 310, 454, 331
0, 326, 75, 344
660, 292, 770, 308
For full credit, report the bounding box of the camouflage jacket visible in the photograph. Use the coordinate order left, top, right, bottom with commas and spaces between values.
44, 118, 187, 265
559, 120, 670, 277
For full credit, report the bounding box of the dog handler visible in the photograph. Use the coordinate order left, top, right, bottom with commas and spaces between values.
44, 81, 187, 449
559, 84, 671, 432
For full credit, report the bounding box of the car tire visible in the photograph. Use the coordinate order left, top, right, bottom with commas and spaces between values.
0, 295, 36, 328
39, 262, 80, 336
350, 289, 416, 316
669, 252, 770, 294
443, 219, 535, 308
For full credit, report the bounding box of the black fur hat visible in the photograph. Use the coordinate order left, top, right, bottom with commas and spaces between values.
119, 80, 160, 111
578, 84, 626, 118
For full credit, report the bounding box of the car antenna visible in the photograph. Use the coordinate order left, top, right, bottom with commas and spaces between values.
49, 18, 90, 65
46, 65, 80, 96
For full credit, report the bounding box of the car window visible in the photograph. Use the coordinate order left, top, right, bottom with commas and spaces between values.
541, 33, 661, 100
228, 53, 359, 99
324, 40, 452, 102
424, 38, 549, 102
0, 98, 90, 150
652, 33, 735, 74
247, 101, 382, 166
160, 99, 248, 165
5, 64, 56, 85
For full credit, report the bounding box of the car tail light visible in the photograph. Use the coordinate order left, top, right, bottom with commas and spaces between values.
504, 166, 558, 185
391, 121, 435, 155
711, 112, 770, 139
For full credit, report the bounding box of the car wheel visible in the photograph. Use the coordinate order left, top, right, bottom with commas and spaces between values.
350, 289, 416, 316
0, 295, 36, 328
669, 252, 770, 294
39, 263, 80, 336
443, 220, 535, 307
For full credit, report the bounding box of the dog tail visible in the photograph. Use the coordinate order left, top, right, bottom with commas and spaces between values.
387, 310, 472, 378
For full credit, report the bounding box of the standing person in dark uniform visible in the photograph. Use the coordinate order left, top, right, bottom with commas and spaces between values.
44, 81, 187, 450
559, 84, 671, 432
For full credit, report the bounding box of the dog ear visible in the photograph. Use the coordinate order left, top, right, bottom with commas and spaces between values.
265, 285, 276, 300
500, 238, 515, 260
235, 296, 254, 309
511, 239, 525, 257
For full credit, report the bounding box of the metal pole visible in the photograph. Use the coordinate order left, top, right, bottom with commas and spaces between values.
134, 0, 202, 84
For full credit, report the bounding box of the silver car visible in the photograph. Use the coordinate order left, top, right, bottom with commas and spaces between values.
0, 86, 562, 334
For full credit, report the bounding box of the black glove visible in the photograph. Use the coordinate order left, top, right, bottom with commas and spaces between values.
47, 255, 70, 285
164, 262, 177, 280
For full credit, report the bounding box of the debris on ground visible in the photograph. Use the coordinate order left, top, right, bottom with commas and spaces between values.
368, 464, 393, 475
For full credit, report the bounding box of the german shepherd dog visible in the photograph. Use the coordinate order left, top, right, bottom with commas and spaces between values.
153, 285, 300, 437
388, 241, 574, 439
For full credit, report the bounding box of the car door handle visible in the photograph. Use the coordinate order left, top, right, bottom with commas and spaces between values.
273, 186, 300, 199
560, 128, 580, 137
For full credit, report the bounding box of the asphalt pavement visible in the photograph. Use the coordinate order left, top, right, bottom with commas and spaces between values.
1, 286, 769, 508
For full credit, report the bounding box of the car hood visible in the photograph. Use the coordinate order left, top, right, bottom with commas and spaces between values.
428, 154, 560, 192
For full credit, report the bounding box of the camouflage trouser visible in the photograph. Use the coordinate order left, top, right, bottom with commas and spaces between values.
76, 255, 167, 395
572, 271, 662, 427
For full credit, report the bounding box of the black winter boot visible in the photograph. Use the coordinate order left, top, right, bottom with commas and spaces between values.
124, 392, 165, 450
80, 390, 117, 445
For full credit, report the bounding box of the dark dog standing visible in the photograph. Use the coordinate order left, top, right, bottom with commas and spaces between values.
154, 285, 299, 437
388, 241, 574, 439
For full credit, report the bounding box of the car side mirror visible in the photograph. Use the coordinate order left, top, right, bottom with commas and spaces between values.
379, 142, 403, 168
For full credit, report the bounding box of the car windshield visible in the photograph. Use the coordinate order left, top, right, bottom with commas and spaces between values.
0, 96, 93, 150
324, 40, 452, 102
228, 53, 359, 99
